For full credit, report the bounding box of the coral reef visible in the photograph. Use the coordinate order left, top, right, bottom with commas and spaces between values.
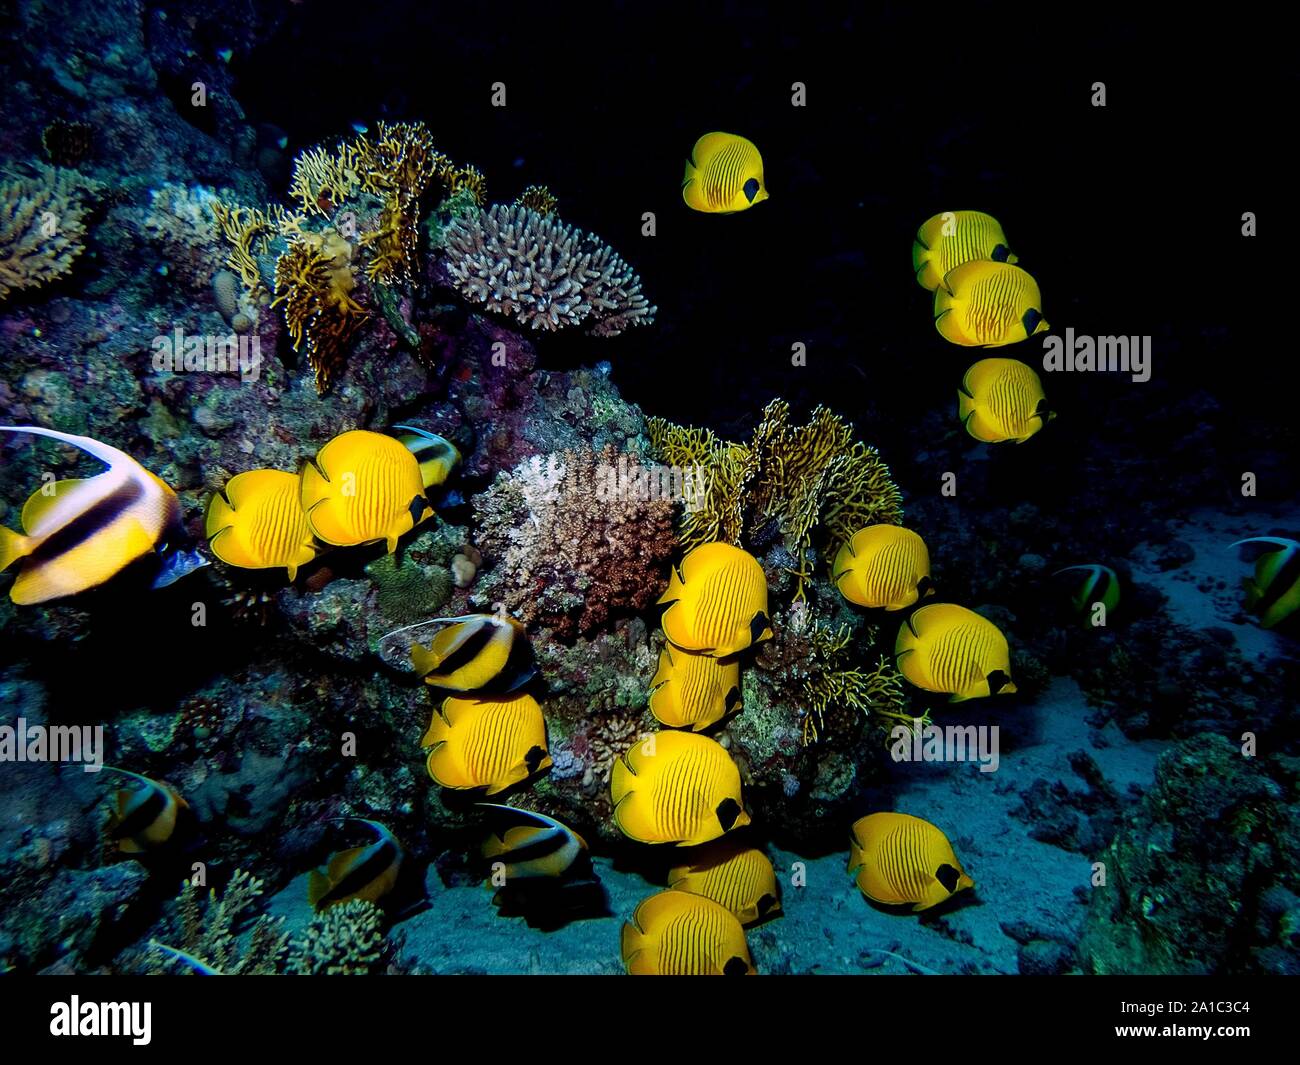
442, 203, 656, 335
649, 399, 904, 596
287, 899, 387, 976
1077, 735, 1300, 974
474, 446, 677, 638
41, 119, 95, 168
0, 164, 101, 301
271, 228, 368, 393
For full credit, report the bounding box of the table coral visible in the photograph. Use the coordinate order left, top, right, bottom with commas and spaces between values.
474, 446, 676, 638
0, 164, 102, 302
441, 203, 656, 336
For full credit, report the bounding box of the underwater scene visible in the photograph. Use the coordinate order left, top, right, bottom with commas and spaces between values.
0, 1, 1293, 984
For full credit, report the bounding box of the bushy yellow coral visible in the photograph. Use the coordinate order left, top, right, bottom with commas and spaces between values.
271, 228, 368, 393
514, 184, 558, 216
0, 164, 101, 301
446, 165, 487, 207
799, 642, 915, 747
648, 399, 904, 597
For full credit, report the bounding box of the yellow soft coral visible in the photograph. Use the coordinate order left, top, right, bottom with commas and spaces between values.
288, 142, 367, 217
514, 184, 558, 216
271, 228, 367, 393
649, 399, 904, 597
0, 165, 101, 301
800, 648, 916, 747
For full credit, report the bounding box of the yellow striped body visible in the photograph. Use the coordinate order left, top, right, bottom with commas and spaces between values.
648, 644, 741, 731
958, 358, 1053, 443
621, 889, 754, 975
300, 430, 432, 552
657, 542, 772, 656
848, 812, 974, 912
895, 603, 1016, 702
422, 692, 551, 794
669, 839, 781, 926
682, 132, 768, 214
833, 525, 932, 611
205, 469, 318, 579
934, 261, 1048, 347
610, 730, 749, 846
912, 210, 1017, 291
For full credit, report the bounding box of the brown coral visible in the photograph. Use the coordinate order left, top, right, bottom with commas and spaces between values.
442, 203, 656, 336
0, 164, 101, 301
649, 399, 905, 597
271, 228, 368, 393
474, 447, 677, 638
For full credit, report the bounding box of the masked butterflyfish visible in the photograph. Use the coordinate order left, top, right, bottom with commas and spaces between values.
205, 468, 318, 579
895, 602, 1016, 702
0, 426, 187, 605
1055, 563, 1120, 618
1231, 537, 1300, 629
299, 429, 432, 552
848, 812, 974, 913
934, 261, 1048, 347
393, 424, 461, 491
308, 818, 403, 911
657, 542, 772, 656
833, 525, 934, 611
682, 132, 768, 214
610, 730, 750, 846
958, 357, 1054, 443
648, 643, 742, 731
405, 613, 537, 693
422, 692, 551, 794
100, 766, 189, 854
668, 837, 781, 926
912, 210, 1017, 291
621, 889, 754, 975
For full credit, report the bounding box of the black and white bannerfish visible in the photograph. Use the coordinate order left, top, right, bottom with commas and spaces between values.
392, 613, 538, 693
1231, 537, 1300, 630
0, 425, 207, 604
307, 818, 404, 912
478, 803, 605, 929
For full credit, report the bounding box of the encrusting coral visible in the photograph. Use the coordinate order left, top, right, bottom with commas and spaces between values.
649, 398, 904, 597
271, 227, 368, 393
442, 203, 656, 336
0, 164, 102, 301
474, 447, 677, 638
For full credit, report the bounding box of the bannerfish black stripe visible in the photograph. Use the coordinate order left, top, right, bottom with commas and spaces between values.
28, 478, 146, 564
432, 621, 500, 678
1257, 548, 1300, 612
319, 839, 398, 905
110, 786, 167, 839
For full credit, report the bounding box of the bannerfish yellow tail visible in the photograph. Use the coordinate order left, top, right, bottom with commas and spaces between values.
0, 426, 183, 605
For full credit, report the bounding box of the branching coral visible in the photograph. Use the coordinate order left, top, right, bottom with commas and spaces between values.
289, 142, 367, 217
126, 874, 386, 976
356, 121, 450, 285
286, 899, 386, 975
515, 184, 558, 216
143, 870, 289, 975
271, 228, 368, 393
209, 200, 294, 296
800, 650, 915, 747
648, 399, 904, 597
442, 203, 656, 336
474, 447, 677, 637
0, 164, 101, 301
445, 165, 487, 207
